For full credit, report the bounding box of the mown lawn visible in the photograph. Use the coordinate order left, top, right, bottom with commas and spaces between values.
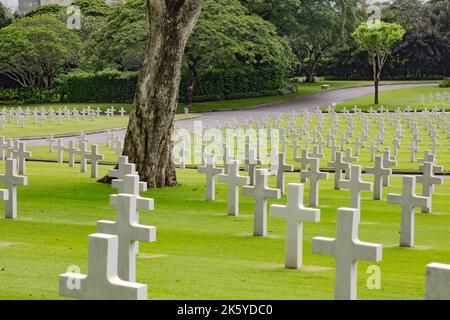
0, 162, 448, 300
0, 113, 196, 139
335, 86, 449, 111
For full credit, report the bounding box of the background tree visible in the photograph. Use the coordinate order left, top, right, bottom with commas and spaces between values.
290, 0, 361, 82
383, 0, 450, 78
82, 0, 147, 71
243, 0, 361, 83
183, 0, 294, 105
0, 14, 82, 88
353, 22, 405, 105
72, 0, 110, 17
24, 4, 66, 18
121, 0, 202, 188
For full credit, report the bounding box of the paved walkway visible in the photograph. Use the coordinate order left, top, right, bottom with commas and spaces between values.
23, 82, 436, 146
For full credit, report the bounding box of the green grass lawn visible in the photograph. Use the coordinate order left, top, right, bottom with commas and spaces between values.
0, 162, 448, 300
335, 85, 449, 111
0, 114, 196, 139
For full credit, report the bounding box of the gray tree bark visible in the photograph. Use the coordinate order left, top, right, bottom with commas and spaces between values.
120, 0, 202, 188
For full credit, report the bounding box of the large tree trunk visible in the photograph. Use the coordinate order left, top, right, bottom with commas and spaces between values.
121, 0, 202, 188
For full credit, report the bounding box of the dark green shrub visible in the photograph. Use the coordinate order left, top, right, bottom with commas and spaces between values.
56, 69, 139, 103
439, 78, 450, 88
0, 88, 61, 104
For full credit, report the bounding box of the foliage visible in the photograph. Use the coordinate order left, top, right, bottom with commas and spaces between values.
82, 0, 293, 102
24, 4, 66, 18
320, 0, 449, 80
56, 69, 139, 103
353, 22, 406, 66
0, 87, 61, 104
0, 14, 82, 89
73, 0, 110, 17
383, 0, 450, 78
81, 0, 147, 71
182, 0, 295, 103
179, 65, 286, 102
243, 0, 362, 82
353, 22, 405, 103
56, 65, 287, 103
440, 78, 450, 88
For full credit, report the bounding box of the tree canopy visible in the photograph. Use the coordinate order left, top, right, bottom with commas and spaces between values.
353, 21, 405, 103
0, 14, 82, 88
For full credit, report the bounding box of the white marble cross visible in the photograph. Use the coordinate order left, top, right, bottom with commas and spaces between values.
247, 149, 261, 186
366, 156, 391, 200
97, 175, 156, 282
270, 183, 320, 269
59, 233, 148, 300
387, 176, 430, 247
243, 169, 280, 236
313, 208, 382, 300
13, 141, 31, 175
294, 148, 310, 183
407, 141, 419, 162
382, 148, 397, 186
417, 162, 443, 214
290, 135, 301, 158
78, 131, 88, 146
65, 141, 79, 168
309, 145, 324, 159
109, 158, 147, 194
197, 155, 224, 201
328, 151, 350, 190
108, 156, 132, 179
218, 160, 250, 216
47, 134, 57, 152
89, 144, 104, 178
367, 141, 380, 162
275, 152, 294, 194
354, 137, 364, 157
0, 158, 27, 219
338, 165, 372, 214
301, 158, 329, 207
55, 139, 65, 163
426, 263, 450, 300
78, 142, 91, 173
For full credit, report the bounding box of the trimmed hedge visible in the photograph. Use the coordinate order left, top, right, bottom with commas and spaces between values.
1, 65, 288, 104
0, 88, 61, 104
179, 65, 285, 102
56, 69, 138, 103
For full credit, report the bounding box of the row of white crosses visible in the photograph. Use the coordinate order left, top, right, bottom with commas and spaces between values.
0, 106, 127, 130
193, 107, 449, 299
0, 137, 30, 219
0, 137, 32, 174
105, 130, 124, 156
59, 156, 155, 300
48, 132, 105, 178
198, 155, 383, 300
